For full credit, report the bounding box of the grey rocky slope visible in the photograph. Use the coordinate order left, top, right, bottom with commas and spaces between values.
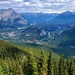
0, 8, 27, 26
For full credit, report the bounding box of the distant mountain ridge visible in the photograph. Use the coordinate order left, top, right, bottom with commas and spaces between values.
21, 13, 59, 26
50, 25, 75, 47
58, 25, 75, 47
0, 8, 27, 26
49, 11, 75, 25
0, 9, 75, 26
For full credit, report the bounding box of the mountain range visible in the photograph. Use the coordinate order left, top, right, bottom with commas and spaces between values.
1, 8, 75, 27
0, 8, 75, 57
49, 11, 75, 25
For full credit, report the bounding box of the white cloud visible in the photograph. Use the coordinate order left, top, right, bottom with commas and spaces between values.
13, 0, 23, 2
0, 1, 11, 4
0, 0, 75, 13
24, 2, 30, 6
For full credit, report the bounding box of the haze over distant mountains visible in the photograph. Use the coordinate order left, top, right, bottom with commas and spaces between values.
0, 8, 75, 27
21, 11, 75, 26
49, 11, 75, 25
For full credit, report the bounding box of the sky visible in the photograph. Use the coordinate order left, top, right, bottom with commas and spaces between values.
0, 0, 75, 13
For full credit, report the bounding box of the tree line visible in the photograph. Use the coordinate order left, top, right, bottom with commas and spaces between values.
1, 51, 75, 75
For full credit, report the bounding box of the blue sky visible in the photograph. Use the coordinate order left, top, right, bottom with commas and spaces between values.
0, 0, 75, 13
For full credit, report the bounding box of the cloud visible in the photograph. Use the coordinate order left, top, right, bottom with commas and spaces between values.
0, 0, 75, 13
13, 0, 23, 2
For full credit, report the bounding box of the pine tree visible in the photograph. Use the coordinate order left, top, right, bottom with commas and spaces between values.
73, 59, 75, 75
64, 64, 68, 75
47, 51, 54, 75
18, 58, 23, 75
7, 58, 13, 75
12, 60, 20, 75
58, 54, 65, 75
23, 57, 28, 75
1, 60, 9, 75
32, 58, 38, 75
23, 52, 38, 75
54, 61, 59, 75
39, 50, 47, 75
68, 60, 75, 75
64, 59, 70, 75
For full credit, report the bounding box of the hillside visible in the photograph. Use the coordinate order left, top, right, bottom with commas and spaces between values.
49, 25, 75, 58
0, 40, 27, 60
0, 40, 59, 60
0, 40, 60, 75
14, 42, 59, 59
0, 40, 75, 75
57, 25, 75, 47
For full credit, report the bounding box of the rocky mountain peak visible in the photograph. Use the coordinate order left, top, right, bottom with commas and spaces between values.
0, 8, 27, 25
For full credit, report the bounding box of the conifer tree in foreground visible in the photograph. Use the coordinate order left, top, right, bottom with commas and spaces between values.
1, 60, 9, 75
58, 54, 65, 75
23, 52, 38, 75
39, 50, 47, 75
68, 60, 75, 75
54, 61, 59, 75
64, 63, 68, 75
64, 59, 70, 75
47, 51, 54, 75
1, 49, 75, 75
